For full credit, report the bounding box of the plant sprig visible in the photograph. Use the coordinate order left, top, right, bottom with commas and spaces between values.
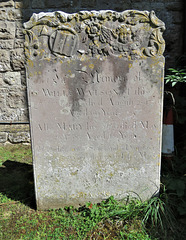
165, 68, 186, 87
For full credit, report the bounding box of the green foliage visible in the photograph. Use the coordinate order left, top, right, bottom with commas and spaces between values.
119, 227, 152, 240
0, 144, 186, 240
164, 68, 186, 124
161, 78, 186, 226
142, 190, 176, 235
0, 193, 12, 204
165, 68, 186, 87
0, 145, 32, 166
162, 146, 186, 217
0, 145, 34, 205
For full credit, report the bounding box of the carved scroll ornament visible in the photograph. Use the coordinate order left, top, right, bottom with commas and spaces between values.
24, 10, 165, 61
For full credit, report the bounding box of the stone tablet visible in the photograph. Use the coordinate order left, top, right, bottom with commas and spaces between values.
24, 10, 165, 210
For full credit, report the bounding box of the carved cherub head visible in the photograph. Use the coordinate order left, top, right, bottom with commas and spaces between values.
116, 25, 132, 44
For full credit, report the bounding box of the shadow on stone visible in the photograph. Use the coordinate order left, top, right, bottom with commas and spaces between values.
0, 160, 36, 209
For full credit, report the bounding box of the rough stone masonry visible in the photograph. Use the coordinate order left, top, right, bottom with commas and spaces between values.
24, 10, 165, 209
0, 0, 184, 144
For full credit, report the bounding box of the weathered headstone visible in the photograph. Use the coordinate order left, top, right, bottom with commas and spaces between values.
24, 10, 165, 210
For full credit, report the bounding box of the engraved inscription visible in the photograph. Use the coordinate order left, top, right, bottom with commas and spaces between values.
38, 123, 49, 131
37, 120, 157, 134
25, 10, 165, 209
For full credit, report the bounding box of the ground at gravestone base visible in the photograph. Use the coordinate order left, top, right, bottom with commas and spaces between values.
0, 144, 186, 240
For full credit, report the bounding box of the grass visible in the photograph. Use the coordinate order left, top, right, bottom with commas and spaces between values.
0, 144, 186, 240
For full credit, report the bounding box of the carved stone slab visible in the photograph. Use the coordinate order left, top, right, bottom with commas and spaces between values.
24, 10, 165, 210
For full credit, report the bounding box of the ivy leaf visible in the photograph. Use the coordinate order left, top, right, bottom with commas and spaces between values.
171, 82, 177, 87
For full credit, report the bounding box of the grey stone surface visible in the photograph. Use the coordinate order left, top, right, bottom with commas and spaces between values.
15, 0, 30, 9
0, 0, 184, 146
15, 26, 24, 39
0, 50, 10, 72
31, 0, 45, 9
8, 132, 30, 143
10, 48, 25, 70
0, 9, 7, 20
0, 132, 7, 143
6, 87, 26, 109
0, 124, 30, 145
0, 0, 14, 8
0, 40, 14, 49
0, 92, 6, 110
0, 88, 28, 122
14, 39, 24, 48
81, 0, 97, 8
44, 0, 72, 8
0, 21, 15, 39
0, 125, 30, 144
7, 9, 22, 21
25, 10, 165, 210
4, 72, 21, 85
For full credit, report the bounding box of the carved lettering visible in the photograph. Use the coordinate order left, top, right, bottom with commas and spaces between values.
86, 131, 110, 140
37, 120, 155, 133
57, 122, 82, 131
134, 87, 145, 95
76, 88, 84, 96
24, 9, 165, 208
91, 73, 127, 84
88, 98, 96, 106
38, 123, 49, 131
86, 122, 96, 130
139, 151, 147, 158
133, 72, 141, 82
42, 88, 60, 97
140, 121, 148, 129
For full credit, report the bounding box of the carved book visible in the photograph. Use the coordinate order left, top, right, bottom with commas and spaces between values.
24, 10, 165, 210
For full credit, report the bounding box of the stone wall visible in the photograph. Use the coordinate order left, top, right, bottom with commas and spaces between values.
0, 0, 184, 144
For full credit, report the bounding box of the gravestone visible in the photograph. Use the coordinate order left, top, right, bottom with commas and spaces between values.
24, 10, 165, 210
